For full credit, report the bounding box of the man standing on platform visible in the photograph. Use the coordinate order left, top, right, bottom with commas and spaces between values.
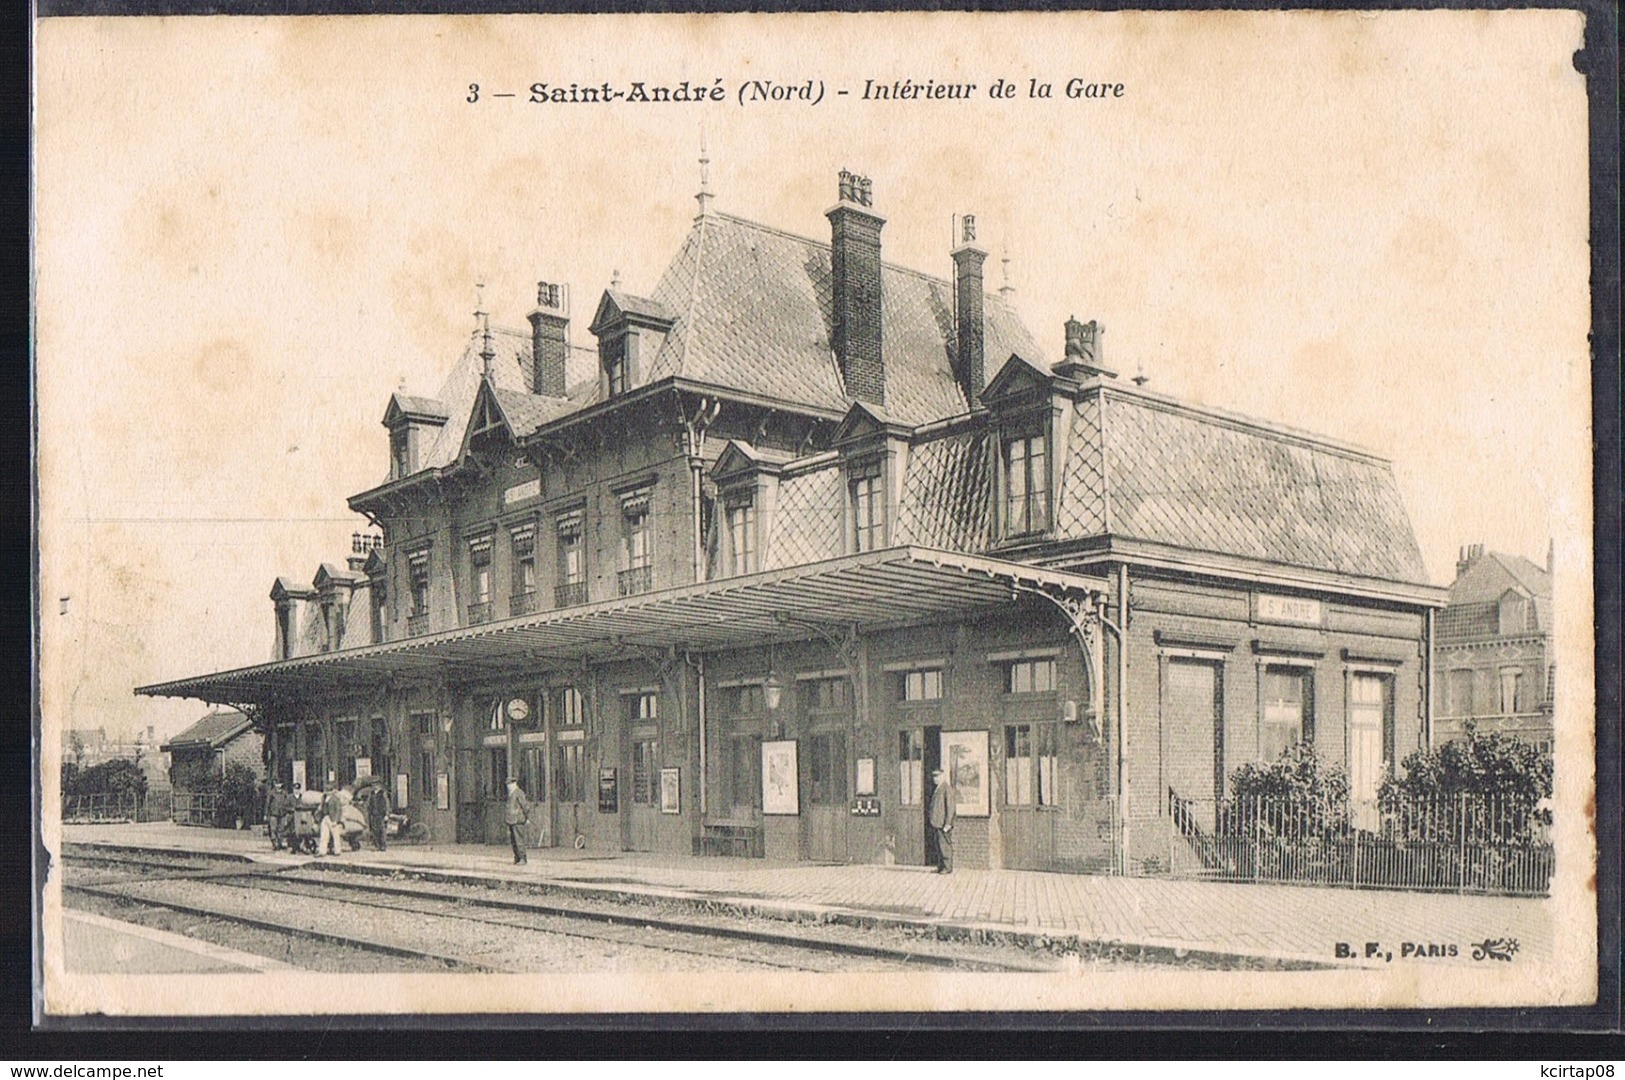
505, 775, 530, 865
928, 766, 957, 874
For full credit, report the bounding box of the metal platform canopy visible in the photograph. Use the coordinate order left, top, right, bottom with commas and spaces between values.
135, 546, 1109, 705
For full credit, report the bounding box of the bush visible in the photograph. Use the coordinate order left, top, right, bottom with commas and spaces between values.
1380, 723, 1552, 844
218, 763, 262, 828
1223, 743, 1350, 835
67, 758, 149, 801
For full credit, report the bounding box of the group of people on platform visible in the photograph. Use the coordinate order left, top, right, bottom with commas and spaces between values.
262, 777, 391, 856
260, 765, 958, 873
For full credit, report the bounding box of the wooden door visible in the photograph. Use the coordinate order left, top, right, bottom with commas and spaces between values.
627, 731, 661, 851
1348, 674, 1390, 831
454, 746, 484, 843
1000, 722, 1059, 871
893, 727, 927, 866
1163, 658, 1222, 831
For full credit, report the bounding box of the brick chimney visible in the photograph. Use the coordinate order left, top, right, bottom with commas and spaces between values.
528, 281, 570, 398
827, 170, 886, 407
1456, 543, 1486, 578
952, 214, 987, 407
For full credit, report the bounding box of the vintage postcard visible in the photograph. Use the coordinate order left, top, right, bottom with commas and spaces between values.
33, 10, 1598, 1017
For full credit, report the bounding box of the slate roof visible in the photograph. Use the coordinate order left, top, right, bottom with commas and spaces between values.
387, 393, 449, 422
1439, 551, 1552, 639
415, 328, 600, 475
895, 431, 994, 552
162, 710, 253, 752
889, 384, 1431, 586
642, 212, 1046, 426
1080, 389, 1429, 584
763, 459, 843, 570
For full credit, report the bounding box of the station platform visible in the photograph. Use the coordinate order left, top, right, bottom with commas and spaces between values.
57, 820, 1553, 967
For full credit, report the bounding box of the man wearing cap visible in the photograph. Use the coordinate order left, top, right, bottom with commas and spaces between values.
504, 775, 531, 865
928, 766, 957, 874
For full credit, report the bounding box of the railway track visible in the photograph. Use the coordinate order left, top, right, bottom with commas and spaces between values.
61, 849, 1059, 974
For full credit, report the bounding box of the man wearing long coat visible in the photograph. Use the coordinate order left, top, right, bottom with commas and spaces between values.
504, 776, 531, 865
928, 766, 957, 874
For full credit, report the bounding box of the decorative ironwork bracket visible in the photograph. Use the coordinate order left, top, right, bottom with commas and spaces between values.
1011, 583, 1106, 721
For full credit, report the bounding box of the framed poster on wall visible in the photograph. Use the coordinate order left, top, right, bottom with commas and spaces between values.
940, 729, 990, 817
394, 773, 409, 810
435, 772, 450, 810
660, 768, 681, 814
761, 739, 799, 815
291, 759, 306, 791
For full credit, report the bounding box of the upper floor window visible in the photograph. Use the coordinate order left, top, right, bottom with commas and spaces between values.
850, 461, 885, 552
370, 581, 386, 644
1499, 667, 1525, 714
1004, 658, 1056, 694
468, 535, 493, 606
277, 605, 294, 660
408, 549, 431, 617
510, 526, 536, 612
722, 683, 764, 716
619, 489, 653, 596
1447, 668, 1474, 716
556, 510, 586, 607
1004, 431, 1050, 536
899, 668, 943, 702
726, 499, 757, 576
801, 676, 851, 712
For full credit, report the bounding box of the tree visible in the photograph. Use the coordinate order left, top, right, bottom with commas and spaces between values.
1225, 742, 1350, 829
71, 758, 149, 800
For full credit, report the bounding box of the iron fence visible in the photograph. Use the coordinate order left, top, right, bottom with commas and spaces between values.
1112, 790, 1552, 896
62, 791, 169, 823
171, 791, 222, 826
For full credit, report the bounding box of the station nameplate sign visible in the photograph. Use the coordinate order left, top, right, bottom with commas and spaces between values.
503, 478, 541, 506
1255, 593, 1324, 626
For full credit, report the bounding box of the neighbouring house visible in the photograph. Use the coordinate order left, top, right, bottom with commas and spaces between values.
139, 167, 1444, 874
1432, 543, 1555, 750
162, 709, 265, 822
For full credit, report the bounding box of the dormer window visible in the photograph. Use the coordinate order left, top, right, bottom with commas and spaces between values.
725, 495, 758, 576
588, 291, 675, 402
603, 335, 629, 398
1002, 429, 1050, 537
849, 460, 885, 552
390, 429, 411, 480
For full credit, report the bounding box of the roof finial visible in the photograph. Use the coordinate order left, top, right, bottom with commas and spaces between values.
610, 268, 622, 290
695, 125, 714, 218
1132, 362, 1149, 388
476, 280, 494, 380
999, 249, 1015, 301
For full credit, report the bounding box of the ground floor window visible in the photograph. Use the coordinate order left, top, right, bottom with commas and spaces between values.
632, 737, 659, 804
1261, 666, 1314, 763
416, 749, 434, 805
487, 746, 509, 799
808, 730, 847, 805
898, 729, 923, 806
727, 733, 761, 813
555, 742, 586, 803
1004, 723, 1059, 806
519, 746, 546, 802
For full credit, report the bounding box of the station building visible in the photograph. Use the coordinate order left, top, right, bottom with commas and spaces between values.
138, 170, 1445, 874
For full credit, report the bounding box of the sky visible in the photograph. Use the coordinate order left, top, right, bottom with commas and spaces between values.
35, 12, 1593, 741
